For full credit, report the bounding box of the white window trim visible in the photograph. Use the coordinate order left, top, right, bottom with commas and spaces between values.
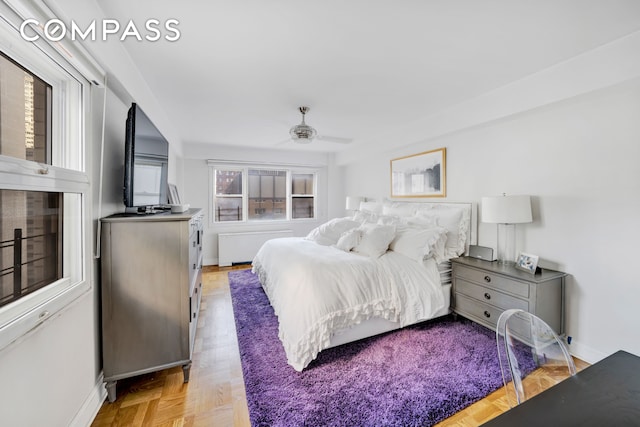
0, 3, 97, 352
207, 160, 323, 227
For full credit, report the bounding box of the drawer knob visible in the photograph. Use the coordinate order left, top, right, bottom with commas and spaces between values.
484, 310, 491, 318
484, 292, 491, 300
484, 275, 491, 283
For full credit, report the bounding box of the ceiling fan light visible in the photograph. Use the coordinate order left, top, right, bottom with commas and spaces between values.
289, 106, 317, 143
290, 124, 317, 142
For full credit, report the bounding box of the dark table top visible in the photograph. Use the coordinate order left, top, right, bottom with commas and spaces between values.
482, 350, 640, 427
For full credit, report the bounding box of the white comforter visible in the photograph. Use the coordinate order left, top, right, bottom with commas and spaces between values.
252, 237, 445, 371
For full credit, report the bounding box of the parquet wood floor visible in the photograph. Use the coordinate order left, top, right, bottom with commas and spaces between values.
91, 265, 588, 426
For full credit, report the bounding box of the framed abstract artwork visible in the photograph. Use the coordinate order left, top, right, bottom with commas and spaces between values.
390, 147, 446, 197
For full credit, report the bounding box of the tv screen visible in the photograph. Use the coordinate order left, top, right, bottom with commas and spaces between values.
123, 103, 169, 209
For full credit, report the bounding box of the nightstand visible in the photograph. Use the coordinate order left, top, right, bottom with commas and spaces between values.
451, 256, 566, 335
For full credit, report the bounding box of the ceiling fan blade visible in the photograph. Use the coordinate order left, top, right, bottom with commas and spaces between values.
316, 135, 353, 144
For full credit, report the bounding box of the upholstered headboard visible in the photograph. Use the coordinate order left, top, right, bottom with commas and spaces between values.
357, 200, 477, 256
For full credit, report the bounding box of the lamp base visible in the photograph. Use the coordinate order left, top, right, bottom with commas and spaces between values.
496, 223, 516, 264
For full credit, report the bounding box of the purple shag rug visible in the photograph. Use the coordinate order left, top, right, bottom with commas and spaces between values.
229, 269, 506, 427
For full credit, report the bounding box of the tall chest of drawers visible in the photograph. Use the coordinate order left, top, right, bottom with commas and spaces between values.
451, 256, 566, 335
100, 209, 204, 402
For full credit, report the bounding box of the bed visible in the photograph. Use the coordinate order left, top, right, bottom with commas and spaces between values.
252, 201, 477, 371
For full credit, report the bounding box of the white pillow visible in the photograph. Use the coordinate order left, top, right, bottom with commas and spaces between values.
404, 215, 439, 229
353, 224, 396, 258
376, 215, 404, 226
382, 203, 417, 218
390, 226, 448, 263
359, 201, 384, 214
353, 210, 379, 224
306, 217, 360, 246
415, 207, 468, 257
334, 228, 363, 252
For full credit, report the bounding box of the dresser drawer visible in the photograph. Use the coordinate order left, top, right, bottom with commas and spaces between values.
456, 279, 528, 311
454, 294, 532, 341
455, 293, 502, 327
454, 265, 529, 298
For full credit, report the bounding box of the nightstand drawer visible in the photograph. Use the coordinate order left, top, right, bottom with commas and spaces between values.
455, 294, 502, 327
456, 279, 528, 311
454, 265, 529, 298
455, 294, 532, 341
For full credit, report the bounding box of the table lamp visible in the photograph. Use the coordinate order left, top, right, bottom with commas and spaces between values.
345, 196, 363, 214
481, 194, 532, 264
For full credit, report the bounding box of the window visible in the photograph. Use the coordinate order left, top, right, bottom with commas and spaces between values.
0, 191, 61, 308
0, 53, 51, 162
0, 52, 63, 310
212, 165, 317, 222
214, 170, 243, 221
0, 14, 91, 350
291, 173, 314, 219
248, 169, 286, 220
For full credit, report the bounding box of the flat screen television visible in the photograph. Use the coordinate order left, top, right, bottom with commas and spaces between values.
123, 103, 169, 211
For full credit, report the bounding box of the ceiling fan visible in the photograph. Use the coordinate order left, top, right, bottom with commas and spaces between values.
285, 106, 352, 145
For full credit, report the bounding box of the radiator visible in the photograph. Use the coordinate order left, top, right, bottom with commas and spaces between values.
218, 230, 294, 267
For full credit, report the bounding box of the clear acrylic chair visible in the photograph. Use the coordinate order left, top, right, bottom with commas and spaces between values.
496, 308, 577, 407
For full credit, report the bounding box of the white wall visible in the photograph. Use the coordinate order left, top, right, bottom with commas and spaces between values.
0, 292, 100, 426
182, 143, 337, 265
342, 77, 640, 363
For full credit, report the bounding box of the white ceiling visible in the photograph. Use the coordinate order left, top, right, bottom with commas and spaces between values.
96, 0, 640, 153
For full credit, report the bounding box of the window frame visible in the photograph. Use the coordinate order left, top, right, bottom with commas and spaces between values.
290, 171, 316, 220
0, 5, 93, 351
247, 168, 287, 221
212, 168, 244, 222
209, 162, 320, 226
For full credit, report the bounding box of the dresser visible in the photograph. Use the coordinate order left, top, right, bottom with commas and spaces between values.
451, 257, 566, 335
100, 209, 204, 402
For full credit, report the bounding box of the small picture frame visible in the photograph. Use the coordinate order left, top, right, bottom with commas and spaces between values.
516, 252, 539, 274
168, 183, 180, 205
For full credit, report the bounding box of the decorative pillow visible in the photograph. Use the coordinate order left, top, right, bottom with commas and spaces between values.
376, 215, 404, 226
390, 226, 448, 263
359, 201, 384, 214
382, 203, 417, 218
306, 217, 360, 246
353, 224, 396, 258
334, 228, 363, 252
353, 210, 379, 224
415, 207, 468, 257
404, 215, 439, 229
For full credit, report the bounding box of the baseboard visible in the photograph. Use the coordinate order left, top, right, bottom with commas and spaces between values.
69, 373, 107, 427
569, 339, 608, 365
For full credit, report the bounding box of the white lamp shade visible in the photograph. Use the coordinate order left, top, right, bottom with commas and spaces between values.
345, 196, 363, 211
481, 195, 532, 224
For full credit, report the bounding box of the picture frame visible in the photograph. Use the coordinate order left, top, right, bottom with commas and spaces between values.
168, 183, 181, 205
390, 147, 446, 197
516, 252, 539, 274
